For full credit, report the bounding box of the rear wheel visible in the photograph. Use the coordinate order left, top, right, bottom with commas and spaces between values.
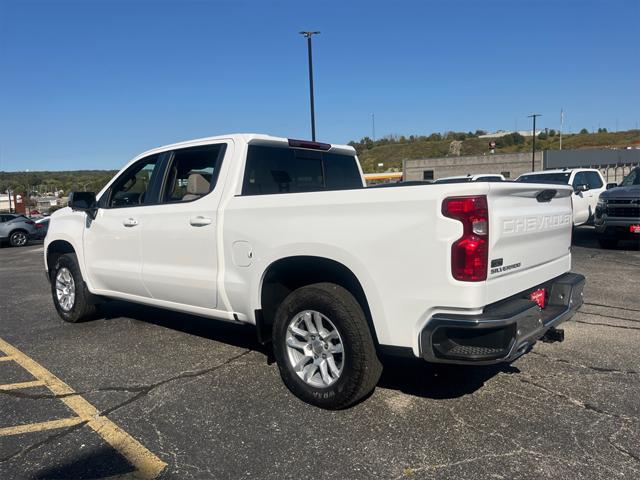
9, 230, 28, 247
51, 253, 96, 323
272, 282, 382, 409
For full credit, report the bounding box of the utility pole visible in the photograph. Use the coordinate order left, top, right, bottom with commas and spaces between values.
299, 31, 320, 141
371, 113, 376, 141
559, 108, 563, 150
528, 114, 542, 171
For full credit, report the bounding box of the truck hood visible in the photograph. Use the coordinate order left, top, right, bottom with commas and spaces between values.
600, 186, 640, 200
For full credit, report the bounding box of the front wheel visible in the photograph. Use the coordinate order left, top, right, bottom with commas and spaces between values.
272, 283, 382, 409
50, 253, 96, 323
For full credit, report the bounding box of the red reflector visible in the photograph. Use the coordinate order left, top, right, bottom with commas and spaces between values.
530, 288, 547, 309
442, 195, 489, 282
288, 139, 331, 150
630, 225, 640, 234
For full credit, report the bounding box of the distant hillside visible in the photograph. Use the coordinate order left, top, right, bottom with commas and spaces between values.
0, 170, 117, 196
2, 129, 639, 192
354, 129, 640, 173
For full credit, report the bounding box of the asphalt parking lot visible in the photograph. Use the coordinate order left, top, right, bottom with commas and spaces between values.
1, 228, 639, 479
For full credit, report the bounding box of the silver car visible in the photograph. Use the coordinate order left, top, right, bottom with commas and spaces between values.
0, 214, 37, 247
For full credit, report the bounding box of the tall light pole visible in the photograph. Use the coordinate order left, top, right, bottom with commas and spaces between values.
371, 113, 376, 141
299, 31, 320, 141
559, 108, 564, 150
528, 114, 542, 171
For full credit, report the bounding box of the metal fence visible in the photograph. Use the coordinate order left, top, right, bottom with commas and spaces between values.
544, 149, 640, 183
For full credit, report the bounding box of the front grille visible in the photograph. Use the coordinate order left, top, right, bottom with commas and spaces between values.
606, 205, 640, 218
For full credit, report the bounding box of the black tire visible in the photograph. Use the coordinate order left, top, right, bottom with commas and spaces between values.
9, 230, 29, 247
50, 253, 96, 323
272, 282, 382, 409
597, 236, 618, 249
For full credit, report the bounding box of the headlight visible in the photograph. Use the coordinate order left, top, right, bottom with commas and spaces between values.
597, 198, 608, 205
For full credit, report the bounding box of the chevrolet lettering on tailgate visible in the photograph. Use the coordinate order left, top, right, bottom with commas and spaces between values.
503, 213, 572, 234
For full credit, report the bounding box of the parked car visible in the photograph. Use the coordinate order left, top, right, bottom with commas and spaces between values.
516, 168, 606, 226
434, 174, 506, 184
33, 217, 50, 240
594, 167, 640, 248
45, 134, 585, 409
0, 214, 37, 247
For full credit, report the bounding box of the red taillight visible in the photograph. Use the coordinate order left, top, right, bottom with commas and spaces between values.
442, 195, 489, 282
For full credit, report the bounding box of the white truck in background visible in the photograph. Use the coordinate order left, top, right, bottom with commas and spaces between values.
45, 134, 585, 409
434, 174, 506, 183
516, 168, 608, 226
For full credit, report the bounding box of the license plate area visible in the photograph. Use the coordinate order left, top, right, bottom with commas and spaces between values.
529, 288, 547, 309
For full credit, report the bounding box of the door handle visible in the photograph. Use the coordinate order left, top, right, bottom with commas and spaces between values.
190, 216, 212, 227
123, 218, 138, 227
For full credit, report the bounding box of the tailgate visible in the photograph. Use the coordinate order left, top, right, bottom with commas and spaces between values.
487, 183, 573, 284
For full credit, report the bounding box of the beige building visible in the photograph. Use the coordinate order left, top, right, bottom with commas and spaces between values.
403, 152, 543, 181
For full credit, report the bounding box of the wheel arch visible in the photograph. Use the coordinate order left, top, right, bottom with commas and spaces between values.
46, 240, 77, 279
257, 255, 379, 346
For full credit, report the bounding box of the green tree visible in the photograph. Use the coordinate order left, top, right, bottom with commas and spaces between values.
580, 128, 589, 134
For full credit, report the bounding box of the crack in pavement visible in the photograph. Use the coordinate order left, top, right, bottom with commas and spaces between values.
574, 319, 640, 331
584, 302, 640, 314
0, 421, 88, 463
609, 440, 640, 464
0, 350, 254, 402
0, 349, 253, 466
579, 311, 640, 324
530, 351, 640, 376
99, 349, 253, 418
517, 377, 637, 423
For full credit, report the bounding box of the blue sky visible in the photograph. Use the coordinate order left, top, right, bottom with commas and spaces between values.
1, 0, 638, 171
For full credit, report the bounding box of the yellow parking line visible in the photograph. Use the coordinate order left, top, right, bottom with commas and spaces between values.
0, 337, 167, 479
0, 379, 45, 390
0, 417, 84, 436
0, 356, 14, 362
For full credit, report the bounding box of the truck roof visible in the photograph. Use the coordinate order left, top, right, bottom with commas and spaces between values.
135, 133, 356, 160
520, 168, 602, 176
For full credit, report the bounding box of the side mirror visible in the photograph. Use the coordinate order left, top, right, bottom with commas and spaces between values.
574, 184, 589, 193
69, 192, 98, 219
606, 182, 617, 190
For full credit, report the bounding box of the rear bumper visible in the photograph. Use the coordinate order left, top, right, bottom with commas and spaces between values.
419, 272, 585, 365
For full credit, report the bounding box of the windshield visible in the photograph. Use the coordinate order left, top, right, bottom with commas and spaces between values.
517, 172, 571, 185
620, 169, 640, 186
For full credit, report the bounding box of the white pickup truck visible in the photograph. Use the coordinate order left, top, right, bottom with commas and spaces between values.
516, 168, 607, 226
45, 134, 585, 409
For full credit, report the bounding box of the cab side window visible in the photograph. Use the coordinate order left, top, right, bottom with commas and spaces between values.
572, 172, 588, 188
162, 144, 226, 203
108, 155, 160, 208
585, 171, 603, 189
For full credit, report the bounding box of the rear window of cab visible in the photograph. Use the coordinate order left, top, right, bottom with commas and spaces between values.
242, 145, 363, 195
